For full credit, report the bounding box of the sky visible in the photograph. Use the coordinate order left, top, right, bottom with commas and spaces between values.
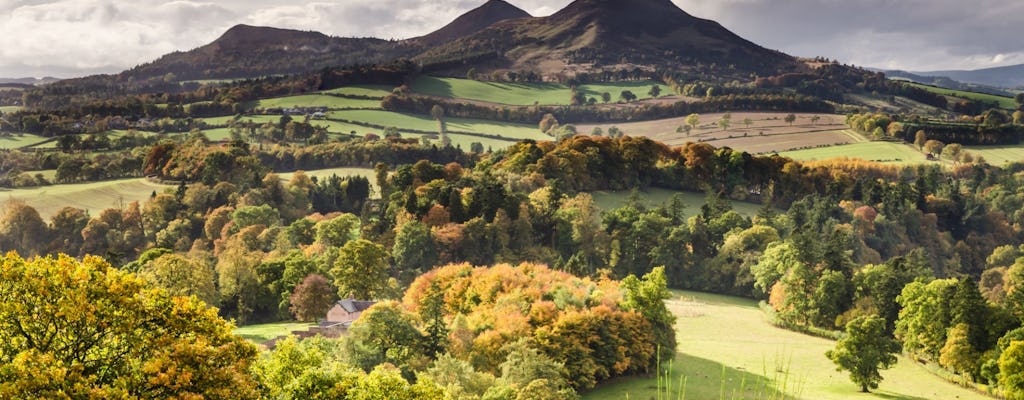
0, 0, 1021, 78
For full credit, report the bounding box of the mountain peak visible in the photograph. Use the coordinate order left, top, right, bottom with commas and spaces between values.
414, 0, 531, 46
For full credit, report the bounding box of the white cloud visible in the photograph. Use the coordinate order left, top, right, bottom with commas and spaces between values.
0, 0, 1020, 77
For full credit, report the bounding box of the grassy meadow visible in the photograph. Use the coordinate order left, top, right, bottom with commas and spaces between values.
590, 188, 764, 217
252, 94, 382, 110
411, 76, 666, 106
904, 82, 1017, 109
320, 84, 395, 98
328, 109, 547, 140
0, 132, 51, 149
779, 142, 929, 164
0, 177, 169, 219
584, 291, 992, 400
234, 321, 316, 345
0, 105, 21, 114
963, 144, 1024, 166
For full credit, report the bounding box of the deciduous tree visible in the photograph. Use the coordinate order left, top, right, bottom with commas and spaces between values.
826, 315, 899, 392
289, 274, 337, 322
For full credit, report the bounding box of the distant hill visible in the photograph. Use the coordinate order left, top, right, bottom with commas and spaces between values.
410, 0, 531, 47
884, 64, 1024, 91
0, 77, 60, 86
416, 0, 802, 76
120, 24, 419, 82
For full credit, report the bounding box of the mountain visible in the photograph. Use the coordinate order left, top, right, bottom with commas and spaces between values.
120, 25, 418, 82
884, 64, 1024, 90
0, 77, 60, 86
411, 0, 531, 47
416, 0, 801, 76
918, 64, 1024, 90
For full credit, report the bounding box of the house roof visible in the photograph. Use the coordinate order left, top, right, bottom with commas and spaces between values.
336, 298, 376, 313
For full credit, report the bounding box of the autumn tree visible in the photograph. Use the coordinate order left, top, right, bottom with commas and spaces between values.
826, 315, 899, 392
0, 253, 259, 399
784, 113, 797, 126
539, 113, 559, 134
914, 130, 927, 149
331, 239, 391, 300
289, 274, 337, 322
139, 253, 218, 306
0, 201, 49, 256
685, 113, 700, 132
924, 139, 945, 156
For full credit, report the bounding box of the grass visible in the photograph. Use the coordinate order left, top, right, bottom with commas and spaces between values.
234, 321, 316, 345
0, 105, 21, 114
320, 85, 395, 99
253, 94, 381, 110
963, 143, 1024, 166
0, 132, 50, 149
589, 188, 765, 217
903, 82, 1017, 109
328, 110, 547, 140
277, 167, 381, 198
583, 290, 992, 400
778, 142, 929, 165
199, 115, 281, 126
411, 76, 666, 106
0, 177, 171, 219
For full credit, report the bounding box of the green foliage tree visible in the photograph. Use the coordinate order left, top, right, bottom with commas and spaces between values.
784, 113, 797, 125
0, 253, 259, 398
685, 113, 700, 132
600, 92, 611, 103
139, 253, 218, 306
826, 315, 900, 392
621, 266, 677, 361
393, 221, 438, 277
1000, 340, 1024, 399
648, 85, 661, 98
347, 301, 424, 374
619, 90, 637, 102
332, 239, 391, 300
315, 213, 361, 248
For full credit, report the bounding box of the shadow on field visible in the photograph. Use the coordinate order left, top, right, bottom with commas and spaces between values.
870, 392, 930, 400
584, 353, 795, 400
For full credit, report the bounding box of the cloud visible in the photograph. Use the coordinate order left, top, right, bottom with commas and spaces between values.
0, 0, 1020, 77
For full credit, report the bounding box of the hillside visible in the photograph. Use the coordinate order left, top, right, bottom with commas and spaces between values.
410, 0, 531, 47
885, 63, 1024, 91
120, 25, 419, 82
416, 0, 802, 76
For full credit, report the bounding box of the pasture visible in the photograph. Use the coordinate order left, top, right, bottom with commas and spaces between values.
963, 144, 1024, 166
252, 94, 381, 110
903, 82, 1017, 109
411, 76, 667, 106
320, 84, 395, 98
779, 142, 929, 165
0, 177, 170, 219
576, 112, 857, 153
584, 290, 992, 400
234, 321, 316, 345
0, 105, 21, 114
328, 110, 547, 140
590, 188, 764, 217
0, 132, 50, 149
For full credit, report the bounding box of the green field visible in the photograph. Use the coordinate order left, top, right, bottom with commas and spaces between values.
0, 133, 50, 149
964, 144, 1024, 166
590, 188, 764, 217
904, 82, 1017, 109
584, 291, 991, 400
0, 177, 171, 219
234, 321, 316, 345
199, 114, 281, 126
411, 76, 666, 106
320, 85, 395, 98
779, 142, 928, 164
253, 94, 382, 110
277, 167, 380, 198
0, 105, 21, 114
329, 110, 547, 140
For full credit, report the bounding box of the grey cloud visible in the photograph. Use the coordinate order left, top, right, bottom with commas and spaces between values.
0, 0, 1020, 77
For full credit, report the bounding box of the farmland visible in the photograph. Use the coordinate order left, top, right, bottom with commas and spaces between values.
590, 188, 764, 217
779, 141, 929, 164
0, 177, 169, 219
584, 291, 991, 400
252, 94, 381, 110
0, 105, 21, 114
903, 81, 1017, 109
234, 322, 316, 345
576, 112, 859, 154
411, 76, 669, 106
320, 84, 395, 98
328, 109, 547, 140
963, 143, 1024, 166
0, 132, 50, 149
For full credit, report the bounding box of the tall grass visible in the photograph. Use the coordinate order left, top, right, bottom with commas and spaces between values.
647, 349, 804, 400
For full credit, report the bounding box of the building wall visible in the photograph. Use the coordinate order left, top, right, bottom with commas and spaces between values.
325, 305, 362, 324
